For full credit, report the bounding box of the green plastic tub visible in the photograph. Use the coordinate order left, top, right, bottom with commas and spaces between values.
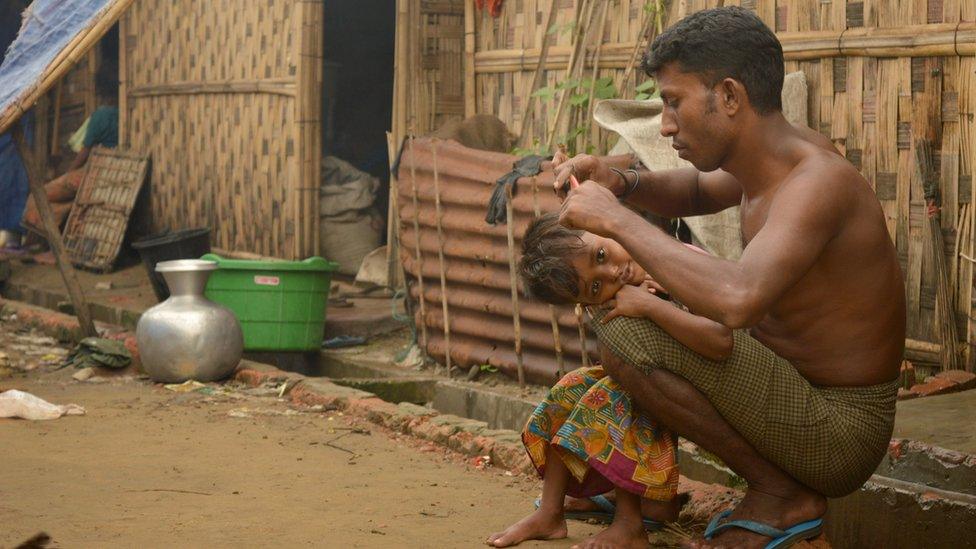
200, 254, 339, 351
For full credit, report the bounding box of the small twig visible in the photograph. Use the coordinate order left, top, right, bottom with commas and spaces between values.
324, 441, 356, 455
321, 430, 361, 457
419, 510, 450, 518
127, 488, 213, 496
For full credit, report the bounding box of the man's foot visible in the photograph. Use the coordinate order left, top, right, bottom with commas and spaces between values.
571, 518, 648, 549
684, 486, 827, 549
563, 493, 684, 523
485, 509, 568, 547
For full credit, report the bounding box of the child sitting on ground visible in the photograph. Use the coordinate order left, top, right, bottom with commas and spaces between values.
486, 212, 734, 548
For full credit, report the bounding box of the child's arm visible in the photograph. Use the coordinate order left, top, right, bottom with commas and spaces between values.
602, 284, 734, 361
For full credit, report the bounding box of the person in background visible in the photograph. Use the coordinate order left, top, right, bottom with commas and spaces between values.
20, 65, 118, 237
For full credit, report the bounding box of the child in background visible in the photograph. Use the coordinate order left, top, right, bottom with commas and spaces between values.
486, 212, 733, 548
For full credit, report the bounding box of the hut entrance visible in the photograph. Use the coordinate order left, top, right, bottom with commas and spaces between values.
318, 0, 396, 277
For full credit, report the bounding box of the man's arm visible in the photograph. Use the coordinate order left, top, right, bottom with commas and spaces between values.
560, 163, 850, 328
624, 167, 742, 218
551, 153, 742, 218
67, 146, 91, 171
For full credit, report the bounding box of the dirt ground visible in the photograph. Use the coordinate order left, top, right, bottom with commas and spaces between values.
0, 327, 612, 549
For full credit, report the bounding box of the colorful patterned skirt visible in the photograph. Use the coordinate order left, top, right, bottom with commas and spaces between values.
522, 366, 679, 501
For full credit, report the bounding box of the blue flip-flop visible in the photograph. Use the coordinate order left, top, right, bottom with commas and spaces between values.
704, 509, 824, 548
533, 495, 664, 531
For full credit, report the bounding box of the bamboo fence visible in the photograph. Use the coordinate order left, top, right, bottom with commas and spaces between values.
118, 0, 322, 260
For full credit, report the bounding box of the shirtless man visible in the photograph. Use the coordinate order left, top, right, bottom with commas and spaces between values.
552, 7, 905, 548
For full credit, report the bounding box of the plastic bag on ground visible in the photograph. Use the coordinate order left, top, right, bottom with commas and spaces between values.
0, 389, 86, 420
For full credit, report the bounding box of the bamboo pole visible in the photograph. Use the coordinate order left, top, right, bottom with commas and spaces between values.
545, 0, 598, 150
906, 338, 941, 355
50, 81, 62, 157
12, 122, 97, 338
970, 46, 976, 372
407, 137, 429, 352
517, 0, 561, 147
581, 0, 610, 152
505, 183, 526, 389
431, 140, 452, 372
386, 132, 405, 290
464, 0, 476, 118
127, 80, 298, 97
0, 0, 136, 134
575, 303, 589, 367
531, 175, 565, 376
117, 14, 126, 149
617, 4, 652, 93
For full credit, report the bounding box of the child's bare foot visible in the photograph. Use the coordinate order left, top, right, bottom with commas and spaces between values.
571, 518, 648, 549
563, 493, 684, 523
486, 510, 568, 547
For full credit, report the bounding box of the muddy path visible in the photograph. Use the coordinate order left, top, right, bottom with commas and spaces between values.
0, 336, 608, 548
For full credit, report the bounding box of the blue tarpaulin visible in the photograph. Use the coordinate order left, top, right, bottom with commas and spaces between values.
0, 0, 117, 132
0, 1, 30, 233
0, 115, 30, 232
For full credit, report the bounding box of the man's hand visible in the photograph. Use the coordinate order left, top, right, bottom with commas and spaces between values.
558, 180, 629, 237
602, 283, 662, 323
552, 153, 626, 199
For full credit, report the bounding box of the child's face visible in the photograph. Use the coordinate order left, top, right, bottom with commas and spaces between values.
569, 232, 647, 305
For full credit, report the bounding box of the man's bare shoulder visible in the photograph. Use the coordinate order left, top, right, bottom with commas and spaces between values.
779, 148, 865, 207
792, 123, 843, 157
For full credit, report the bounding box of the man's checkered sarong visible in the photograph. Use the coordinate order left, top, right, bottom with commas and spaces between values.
588, 309, 898, 497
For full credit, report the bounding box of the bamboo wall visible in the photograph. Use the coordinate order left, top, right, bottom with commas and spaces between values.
119, 0, 322, 259
461, 0, 976, 369
391, 0, 467, 145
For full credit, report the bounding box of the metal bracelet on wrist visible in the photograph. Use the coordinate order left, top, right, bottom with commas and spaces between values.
610, 167, 640, 200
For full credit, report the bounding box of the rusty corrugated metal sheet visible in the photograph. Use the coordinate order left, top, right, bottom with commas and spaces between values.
396, 138, 597, 385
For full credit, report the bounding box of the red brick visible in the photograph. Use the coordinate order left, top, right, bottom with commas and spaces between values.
909, 377, 958, 397
934, 369, 976, 390
897, 388, 919, 401
888, 440, 905, 460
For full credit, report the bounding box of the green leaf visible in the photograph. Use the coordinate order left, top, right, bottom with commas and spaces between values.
531, 86, 556, 101
569, 93, 589, 106
556, 78, 581, 91
635, 79, 656, 92
595, 76, 614, 88
635, 92, 650, 101
547, 23, 560, 35
594, 84, 618, 100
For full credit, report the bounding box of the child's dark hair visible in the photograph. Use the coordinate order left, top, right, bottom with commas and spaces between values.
518, 213, 585, 305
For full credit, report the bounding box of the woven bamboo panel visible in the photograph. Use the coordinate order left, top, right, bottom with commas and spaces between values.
469, 0, 976, 366
120, 0, 321, 259
392, 0, 466, 144
62, 146, 148, 272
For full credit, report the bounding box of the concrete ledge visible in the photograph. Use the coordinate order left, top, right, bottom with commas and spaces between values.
231, 363, 536, 475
